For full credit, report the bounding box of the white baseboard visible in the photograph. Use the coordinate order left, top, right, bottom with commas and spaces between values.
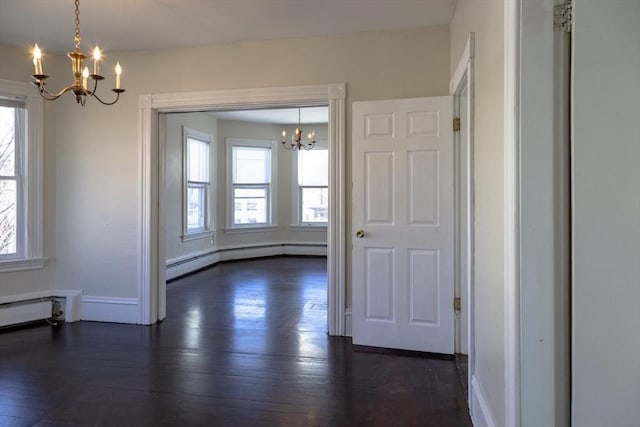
81, 296, 140, 324
470, 375, 497, 427
0, 289, 82, 323
166, 242, 327, 280
166, 250, 221, 281
283, 243, 327, 256
344, 308, 353, 337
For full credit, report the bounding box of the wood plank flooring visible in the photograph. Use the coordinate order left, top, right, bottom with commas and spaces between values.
0, 256, 471, 426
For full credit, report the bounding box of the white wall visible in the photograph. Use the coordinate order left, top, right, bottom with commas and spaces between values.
50, 26, 450, 302
215, 119, 328, 249
164, 112, 218, 262
450, 1, 505, 426
164, 113, 329, 273
518, 1, 571, 426
0, 45, 58, 298
572, 0, 640, 425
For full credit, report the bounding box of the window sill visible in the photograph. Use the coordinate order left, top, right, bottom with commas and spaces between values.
0, 257, 47, 273
181, 230, 215, 242
224, 225, 279, 235
289, 225, 328, 232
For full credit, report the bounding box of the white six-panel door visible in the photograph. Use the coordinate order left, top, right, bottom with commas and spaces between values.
352, 96, 454, 354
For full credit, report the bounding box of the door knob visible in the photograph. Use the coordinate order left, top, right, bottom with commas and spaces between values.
356, 230, 365, 238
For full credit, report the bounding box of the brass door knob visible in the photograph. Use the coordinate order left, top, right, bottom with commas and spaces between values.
356, 230, 365, 238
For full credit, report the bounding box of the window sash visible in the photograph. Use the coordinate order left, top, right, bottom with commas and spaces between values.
293, 144, 328, 226
0, 105, 24, 259
299, 186, 328, 224
186, 183, 209, 233
232, 183, 269, 225
232, 146, 271, 184
183, 128, 213, 237
226, 138, 277, 229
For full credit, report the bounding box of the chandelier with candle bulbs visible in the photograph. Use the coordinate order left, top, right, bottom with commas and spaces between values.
281, 108, 316, 151
31, 0, 125, 106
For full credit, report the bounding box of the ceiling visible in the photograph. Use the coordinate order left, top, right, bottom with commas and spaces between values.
209, 106, 328, 125
0, 0, 457, 54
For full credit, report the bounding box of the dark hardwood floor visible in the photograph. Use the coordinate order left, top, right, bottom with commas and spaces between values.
0, 256, 472, 426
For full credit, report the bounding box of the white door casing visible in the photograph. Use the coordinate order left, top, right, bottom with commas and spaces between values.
138, 84, 347, 334
352, 96, 454, 354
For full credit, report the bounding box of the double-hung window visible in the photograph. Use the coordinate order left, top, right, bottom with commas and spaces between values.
183, 128, 214, 240
0, 79, 44, 272
294, 143, 328, 226
226, 138, 277, 230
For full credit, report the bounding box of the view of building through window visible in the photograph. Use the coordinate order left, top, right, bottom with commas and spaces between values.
232, 146, 271, 225
298, 147, 328, 223
0, 106, 18, 255
186, 136, 211, 233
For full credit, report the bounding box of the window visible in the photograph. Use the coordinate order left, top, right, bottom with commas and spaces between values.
226, 138, 277, 230
0, 79, 44, 272
0, 103, 21, 257
183, 128, 214, 240
294, 143, 328, 226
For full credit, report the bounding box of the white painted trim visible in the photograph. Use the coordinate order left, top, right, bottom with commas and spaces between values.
504, 0, 521, 426
81, 296, 140, 324
225, 137, 278, 228
0, 289, 82, 323
181, 230, 215, 242
166, 243, 328, 280
56, 290, 82, 323
139, 83, 347, 334
282, 244, 326, 256
0, 79, 44, 270
470, 375, 497, 427
451, 32, 476, 401
289, 225, 327, 232
450, 36, 475, 94
223, 225, 279, 234
344, 308, 352, 337
182, 126, 215, 239
0, 257, 47, 273
138, 94, 155, 325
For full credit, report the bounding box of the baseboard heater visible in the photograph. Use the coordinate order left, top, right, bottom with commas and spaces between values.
0, 299, 53, 328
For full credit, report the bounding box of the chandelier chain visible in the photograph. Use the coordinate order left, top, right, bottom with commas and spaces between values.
74, 0, 81, 49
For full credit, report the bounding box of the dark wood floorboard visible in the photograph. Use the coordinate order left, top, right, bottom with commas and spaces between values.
0, 256, 472, 427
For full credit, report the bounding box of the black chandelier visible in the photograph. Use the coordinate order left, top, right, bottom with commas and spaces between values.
281, 108, 316, 151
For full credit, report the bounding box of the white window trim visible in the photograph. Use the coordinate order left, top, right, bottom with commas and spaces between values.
0, 79, 45, 273
291, 140, 328, 229
181, 127, 215, 242
225, 137, 278, 232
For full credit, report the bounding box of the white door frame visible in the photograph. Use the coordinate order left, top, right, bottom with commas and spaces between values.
136, 83, 347, 336
451, 33, 475, 382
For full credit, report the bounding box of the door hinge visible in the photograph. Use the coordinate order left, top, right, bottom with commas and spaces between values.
454, 297, 461, 312
554, 0, 574, 33
453, 117, 461, 132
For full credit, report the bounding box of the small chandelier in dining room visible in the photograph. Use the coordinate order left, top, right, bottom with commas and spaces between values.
281, 108, 316, 151
30, 0, 125, 106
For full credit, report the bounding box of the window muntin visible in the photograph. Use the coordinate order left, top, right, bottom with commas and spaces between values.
183, 128, 214, 239
296, 145, 328, 225
226, 138, 277, 229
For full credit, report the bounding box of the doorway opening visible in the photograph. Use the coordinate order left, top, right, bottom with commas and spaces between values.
161, 106, 330, 328
137, 84, 347, 335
